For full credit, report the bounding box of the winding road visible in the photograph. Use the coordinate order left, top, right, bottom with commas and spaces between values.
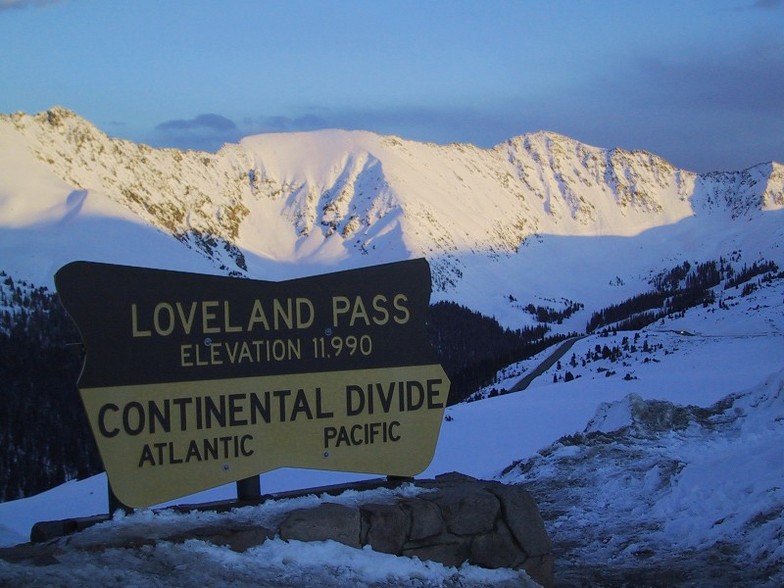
507, 336, 586, 393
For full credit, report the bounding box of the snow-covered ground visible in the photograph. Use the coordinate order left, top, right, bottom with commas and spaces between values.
1, 275, 782, 585
502, 369, 784, 587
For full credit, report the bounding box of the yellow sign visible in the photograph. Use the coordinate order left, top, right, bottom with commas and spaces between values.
55, 260, 449, 508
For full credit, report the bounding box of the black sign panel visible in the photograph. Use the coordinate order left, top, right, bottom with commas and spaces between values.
55, 259, 436, 388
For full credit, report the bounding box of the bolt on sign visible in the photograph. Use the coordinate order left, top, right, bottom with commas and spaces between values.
54, 259, 450, 508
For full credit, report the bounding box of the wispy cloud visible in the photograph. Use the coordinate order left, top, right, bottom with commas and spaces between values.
156, 113, 237, 133
151, 113, 241, 152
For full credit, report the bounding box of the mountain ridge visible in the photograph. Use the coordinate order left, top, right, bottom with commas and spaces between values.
2, 107, 782, 324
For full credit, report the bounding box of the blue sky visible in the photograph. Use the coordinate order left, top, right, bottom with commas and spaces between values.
1, 0, 782, 172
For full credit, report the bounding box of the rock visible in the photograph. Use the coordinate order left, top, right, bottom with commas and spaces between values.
469, 519, 527, 570
400, 497, 444, 541
30, 514, 109, 543
403, 534, 471, 568
433, 471, 478, 483
523, 553, 555, 588
361, 503, 410, 554
165, 524, 274, 552
432, 485, 500, 536
279, 502, 361, 548
487, 482, 552, 556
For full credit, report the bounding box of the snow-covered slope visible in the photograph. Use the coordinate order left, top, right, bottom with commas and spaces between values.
1, 267, 782, 586
2, 108, 782, 324
0, 112, 221, 284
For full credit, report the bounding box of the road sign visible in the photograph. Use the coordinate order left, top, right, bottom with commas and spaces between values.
55, 259, 449, 508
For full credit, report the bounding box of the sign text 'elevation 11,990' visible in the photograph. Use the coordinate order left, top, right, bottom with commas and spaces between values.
54, 259, 450, 508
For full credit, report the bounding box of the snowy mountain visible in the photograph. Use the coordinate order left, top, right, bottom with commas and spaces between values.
1, 107, 782, 325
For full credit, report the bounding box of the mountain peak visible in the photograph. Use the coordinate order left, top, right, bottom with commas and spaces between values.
4, 107, 101, 140
36, 106, 82, 126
